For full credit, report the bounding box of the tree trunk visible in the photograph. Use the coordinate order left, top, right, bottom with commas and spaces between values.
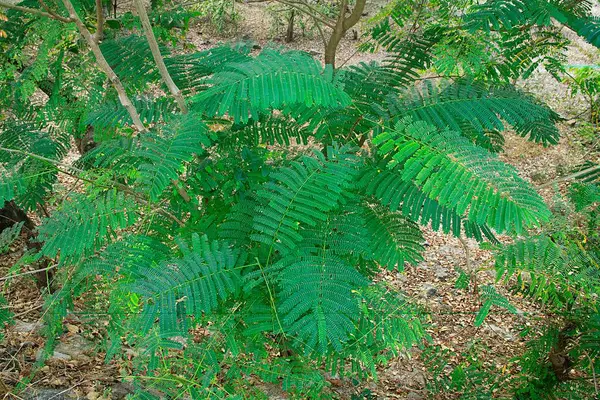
323, 0, 366, 68
285, 10, 295, 43
0, 201, 34, 234
0, 201, 52, 290
324, 25, 344, 67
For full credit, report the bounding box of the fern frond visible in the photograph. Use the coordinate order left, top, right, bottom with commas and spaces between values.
297, 205, 371, 260
191, 50, 351, 123
474, 285, 518, 326
100, 35, 161, 90
0, 221, 23, 254
359, 164, 499, 242
225, 117, 309, 148
167, 46, 252, 95
86, 96, 178, 131
361, 203, 424, 271
391, 81, 561, 146
494, 236, 599, 308
135, 114, 212, 201
37, 191, 137, 264
326, 284, 425, 378
130, 234, 240, 334
251, 150, 359, 255
569, 183, 599, 211
275, 252, 368, 354
372, 118, 550, 233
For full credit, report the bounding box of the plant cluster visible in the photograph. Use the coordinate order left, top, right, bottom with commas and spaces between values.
0, 0, 599, 397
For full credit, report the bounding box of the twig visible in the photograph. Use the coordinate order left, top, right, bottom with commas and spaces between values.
60, 0, 147, 132
37, 0, 72, 22
0, 265, 56, 282
539, 164, 600, 188
270, 0, 335, 29
586, 352, 599, 396
133, 0, 188, 113
0, 0, 72, 22
12, 303, 44, 318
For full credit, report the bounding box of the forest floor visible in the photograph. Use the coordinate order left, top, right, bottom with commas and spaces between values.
1, 3, 599, 399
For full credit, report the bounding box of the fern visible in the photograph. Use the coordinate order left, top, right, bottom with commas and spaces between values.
390, 81, 561, 146
274, 252, 368, 354
135, 114, 212, 201
129, 234, 240, 334
0, 221, 23, 254
359, 164, 499, 242
100, 35, 161, 90
474, 285, 518, 326
191, 50, 351, 123
372, 117, 550, 234
250, 150, 359, 255
37, 191, 137, 264
361, 203, 424, 270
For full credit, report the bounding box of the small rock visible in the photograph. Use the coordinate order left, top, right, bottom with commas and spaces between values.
434, 267, 450, 281
110, 382, 135, 398
54, 335, 92, 358
486, 323, 516, 341
22, 387, 81, 399
13, 320, 41, 333
421, 284, 438, 298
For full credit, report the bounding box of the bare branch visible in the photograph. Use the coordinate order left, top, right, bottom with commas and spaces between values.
133, 0, 188, 113
0, 0, 72, 22
539, 164, 600, 188
95, 0, 104, 42
59, 0, 147, 132
343, 0, 366, 30
271, 0, 335, 29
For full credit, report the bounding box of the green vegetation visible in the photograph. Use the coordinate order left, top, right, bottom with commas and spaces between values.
0, 0, 598, 397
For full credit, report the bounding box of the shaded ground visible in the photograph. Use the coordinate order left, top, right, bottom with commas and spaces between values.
0, 3, 597, 399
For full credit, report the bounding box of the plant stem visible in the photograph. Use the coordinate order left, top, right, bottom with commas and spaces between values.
60, 0, 147, 132
95, 0, 104, 42
133, 0, 188, 113
0, 0, 72, 22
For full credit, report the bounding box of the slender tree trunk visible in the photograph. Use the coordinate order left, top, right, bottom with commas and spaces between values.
95, 0, 104, 43
285, 10, 295, 43
133, 0, 188, 114
324, 24, 344, 66
60, 0, 147, 132
323, 0, 366, 68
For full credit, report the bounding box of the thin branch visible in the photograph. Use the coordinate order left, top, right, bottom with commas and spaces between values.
0, 146, 85, 174
586, 352, 599, 396
95, 0, 104, 43
59, 0, 147, 132
539, 164, 600, 188
342, 0, 365, 30
37, 0, 72, 22
0, 0, 72, 22
311, 14, 327, 48
0, 146, 186, 227
133, 0, 188, 113
271, 0, 335, 29
0, 265, 55, 282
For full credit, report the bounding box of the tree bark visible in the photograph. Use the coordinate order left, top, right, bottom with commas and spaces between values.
0, 0, 72, 22
324, 0, 366, 68
60, 0, 147, 132
95, 0, 104, 43
285, 10, 295, 43
133, 0, 188, 114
